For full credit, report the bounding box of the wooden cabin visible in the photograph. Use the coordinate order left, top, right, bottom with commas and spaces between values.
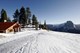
0, 22, 21, 33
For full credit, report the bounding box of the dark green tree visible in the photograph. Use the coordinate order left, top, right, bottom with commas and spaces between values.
32, 14, 38, 30
0, 9, 8, 22
20, 6, 25, 14
28, 18, 31, 24
19, 6, 27, 27
43, 20, 47, 29
12, 19, 17, 22
39, 22, 42, 29
26, 7, 31, 25
32, 15, 37, 25
13, 9, 19, 22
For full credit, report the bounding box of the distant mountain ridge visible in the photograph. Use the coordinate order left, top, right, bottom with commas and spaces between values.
47, 21, 80, 34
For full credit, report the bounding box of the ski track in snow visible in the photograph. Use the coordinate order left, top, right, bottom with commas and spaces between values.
0, 30, 80, 53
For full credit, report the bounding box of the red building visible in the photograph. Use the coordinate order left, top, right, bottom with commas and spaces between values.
0, 22, 21, 33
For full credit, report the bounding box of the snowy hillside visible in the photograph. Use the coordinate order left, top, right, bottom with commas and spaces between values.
47, 21, 80, 34
0, 28, 80, 53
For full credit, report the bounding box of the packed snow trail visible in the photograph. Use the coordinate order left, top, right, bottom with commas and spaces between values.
0, 30, 80, 53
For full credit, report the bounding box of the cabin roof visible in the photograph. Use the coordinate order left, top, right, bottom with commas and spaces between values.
0, 22, 16, 31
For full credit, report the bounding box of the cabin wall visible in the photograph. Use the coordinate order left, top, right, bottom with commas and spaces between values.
6, 26, 14, 33
6, 23, 20, 33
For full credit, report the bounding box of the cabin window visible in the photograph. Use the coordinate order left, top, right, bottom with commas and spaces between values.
9, 29, 13, 32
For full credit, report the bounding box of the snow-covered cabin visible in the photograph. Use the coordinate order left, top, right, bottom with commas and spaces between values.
0, 22, 21, 33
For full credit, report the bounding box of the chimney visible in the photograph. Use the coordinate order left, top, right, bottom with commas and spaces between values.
4, 20, 7, 22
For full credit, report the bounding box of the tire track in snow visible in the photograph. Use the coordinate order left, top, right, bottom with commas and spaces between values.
10, 32, 42, 53
16, 32, 41, 53
0, 31, 42, 53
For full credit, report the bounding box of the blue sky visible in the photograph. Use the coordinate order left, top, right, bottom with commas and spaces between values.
0, 0, 80, 24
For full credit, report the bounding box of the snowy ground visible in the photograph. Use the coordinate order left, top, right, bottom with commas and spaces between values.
0, 28, 80, 53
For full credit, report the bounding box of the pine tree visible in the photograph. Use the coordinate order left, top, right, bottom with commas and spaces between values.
13, 9, 19, 22
32, 14, 38, 30
19, 6, 27, 27
28, 18, 31, 25
43, 20, 47, 29
0, 9, 8, 22
32, 15, 37, 25
26, 7, 31, 25
39, 22, 42, 29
